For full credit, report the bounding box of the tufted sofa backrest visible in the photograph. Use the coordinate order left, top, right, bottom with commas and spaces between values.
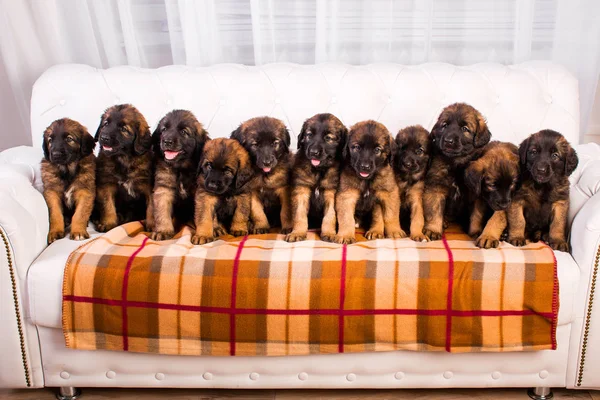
30, 62, 580, 149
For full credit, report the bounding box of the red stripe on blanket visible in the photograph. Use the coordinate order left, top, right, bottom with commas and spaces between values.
339, 244, 347, 353
442, 234, 454, 353
230, 235, 248, 356
121, 236, 148, 351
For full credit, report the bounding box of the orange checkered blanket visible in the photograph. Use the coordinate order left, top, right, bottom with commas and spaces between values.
62, 222, 558, 356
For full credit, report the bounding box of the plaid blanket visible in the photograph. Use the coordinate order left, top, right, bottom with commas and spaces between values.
62, 222, 558, 356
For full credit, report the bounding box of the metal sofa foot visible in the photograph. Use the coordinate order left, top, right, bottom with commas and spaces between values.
56, 387, 81, 400
528, 387, 553, 400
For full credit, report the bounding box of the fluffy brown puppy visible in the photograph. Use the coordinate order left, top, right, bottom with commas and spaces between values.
507, 130, 578, 252
151, 110, 209, 240
192, 138, 254, 245
335, 120, 404, 244
464, 141, 519, 248
285, 113, 347, 243
41, 118, 96, 244
231, 116, 293, 233
94, 104, 154, 232
422, 103, 492, 240
393, 125, 431, 242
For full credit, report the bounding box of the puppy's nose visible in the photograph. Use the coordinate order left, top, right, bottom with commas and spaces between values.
309, 148, 321, 158
537, 165, 548, 173
262, 159, 273, 167
360, 163, 372, 171
444, 137, 455, 145
403, 161, 414, 169
163, 138, 174, 147
206, 181, 219, 190
51, 151, 65, 159
100, 135, 111, 144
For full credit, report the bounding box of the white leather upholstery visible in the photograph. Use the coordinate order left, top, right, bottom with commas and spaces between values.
1, 62, 599, 390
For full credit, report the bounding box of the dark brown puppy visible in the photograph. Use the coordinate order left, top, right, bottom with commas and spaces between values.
151, 110, 209, 240
422, 103, 492, 240
192, 138, 254, 245
41, 118, 96, 244
464, 141, 519, 248
507, 130, 578, 252
94, 104, 154, 232
231, 116, 293, 233
285, 113, 347, 243
335, 120, 403, 244
393, 125, 431, 242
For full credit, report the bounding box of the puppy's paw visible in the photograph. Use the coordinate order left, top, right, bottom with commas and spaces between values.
365, 230, 384, 240
280, 227, 293, 235
410, 233, 430, 242
191, 234, 214, 245
151, 230, 174, 241
70, 229, 90, 241
47, 230, 65, 244
476, 234, 499, 249
533, 231, 544, 242
96, 220, 118, 232
285, 231, 307, 243
144, 220, 154, 232
509, 237, 526, 247
251, 224, 270, 234
334, 235, 356, 245
469, 230, 482, 239
387, 229, 407, 239
320, 232, 336, 243
230, 229, 248, 237
213, 225, 228, 237
548, 239, 569, 252
423, 229, 442, 241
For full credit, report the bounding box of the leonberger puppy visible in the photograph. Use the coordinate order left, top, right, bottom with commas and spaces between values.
393, 125, 431, 242
464, 141, 519, 248
192, 138, 254, 245
507, 130, 578, 252
41, 118, 96, 244
335, 120, 404, 244
285, 113, 347, 243
422, 103, 492, 240
231, 116, 293, 233
150, 110, 209, 240
94, 104, 154, 232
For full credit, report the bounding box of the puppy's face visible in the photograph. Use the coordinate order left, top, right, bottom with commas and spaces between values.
298, 113, 347, 168
519, 129, 578, 184
94, 104, 151, 156
153, 110, 208, 164
199, 138, 254, 195
394, 125, 431, 179
231, 117, 290, 173
43, 118, 95, 165
431, 103, 491, 158
344, 120, 395, 179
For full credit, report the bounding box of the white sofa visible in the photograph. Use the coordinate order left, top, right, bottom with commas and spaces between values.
1, 62, 600, 396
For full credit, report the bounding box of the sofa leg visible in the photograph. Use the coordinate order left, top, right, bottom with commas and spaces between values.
527, 387, 553, 400
56, 387, 81, 400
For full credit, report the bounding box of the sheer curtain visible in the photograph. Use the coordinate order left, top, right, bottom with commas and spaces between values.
1, 0, 599, 149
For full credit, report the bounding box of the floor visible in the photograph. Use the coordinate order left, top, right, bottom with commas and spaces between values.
0, 388, 598, 399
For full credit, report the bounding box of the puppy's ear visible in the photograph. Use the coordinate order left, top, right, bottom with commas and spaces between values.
518, 137, 530, 166
151, 122, 163, 154
565, 145, 579, 176
194, 127, 209, 158
464, 163, 483, 196
42, 136, 50, 161
387, 135, 397, 165
133, 120, 152, 155
94, 119, 103, 142
281, 127, 291, 151
297, 120, 308, 150
474, 115, 491, 147
235, 151, 254, 190
81, 131, 96, 156
230, 125, 243, 143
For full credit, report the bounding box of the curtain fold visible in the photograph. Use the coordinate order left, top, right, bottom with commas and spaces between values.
1, 0, 599, 149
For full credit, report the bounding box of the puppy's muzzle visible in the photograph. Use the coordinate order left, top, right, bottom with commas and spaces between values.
99, 135, 116, 152
51, 151, 67, 163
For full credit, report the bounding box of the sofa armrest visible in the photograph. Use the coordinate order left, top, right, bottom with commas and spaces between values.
566, 143, 600, 389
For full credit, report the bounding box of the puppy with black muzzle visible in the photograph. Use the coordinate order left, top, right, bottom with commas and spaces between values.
41, 118, 96, 244
94, 104, 154, 232
335, 120, 404, 244
393, 125, 431, 242
422, 103, 492, 240
192, 138, 254, 245
285, 113, 347, 242
507, 130, 578, 251
464, 141, 519, 248
231, 116, 293, 234
151, 110, 209, 240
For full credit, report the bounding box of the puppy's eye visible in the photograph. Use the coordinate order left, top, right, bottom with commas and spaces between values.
305, 130, 312, 137
461, 126, 470, 133
441, 122, 448, 128
161, 126, 167, 132
47, 137, 53, 144
351, 144, 360, 152
224, 169, 233, 176
325, 134, 335, 142
205, 163, 212, 171
65, 136, 74, 143
181, 129, 189, 137
102, 120, 109, 127
529, 148, 538, 155
552, 152, 560, 161
273, 140, 280, 147
415, 148, 424, 155
374, 147, 382, 155
120, 127, 128, 133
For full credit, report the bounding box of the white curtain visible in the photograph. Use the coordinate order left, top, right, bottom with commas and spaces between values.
1, 0, 599, 150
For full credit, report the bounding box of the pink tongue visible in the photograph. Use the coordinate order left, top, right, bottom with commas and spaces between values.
262, 167, 272, 173
102, 146, 113, 151
360, 172, 370, 178
311, 159, 321, 166
164, 151, 180, 160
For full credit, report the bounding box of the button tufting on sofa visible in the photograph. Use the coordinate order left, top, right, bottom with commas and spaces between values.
249, 372, 259, 381
106, 371, 116, 379
394, 372, 405, 380
443, 371, 453, 379
59, 99, 66, 106
155, 373, 165, 381
60, 371, 70, 379
539, 370, 549, 379
298, 372, 308, 381
346, 373, 356, 382
202, 372, 213, 380
492, 371, 501, 380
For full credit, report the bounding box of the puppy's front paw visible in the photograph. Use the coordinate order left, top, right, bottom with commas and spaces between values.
509, 237, 526, 247
423, 229, 442, 241
280, 227, 293, 235
469, 230, 482, 239
96, 220, 117, 233
285, 231, 307, 242
410, 233, 430, 242
251, 224, 270, 234
70, 229, 90, 241
387, 229, 407, 239
230, 229, 248, 237
334, 235, 356, 245
47, 230, 65, 244
191, 234, 214, 245
548, 239, 569, 252
213, 225, 228, 237
365, 230, 384, 240
151, 230, 174, 241
320, 232, 336, 243
144, 220, 154, 232
476, 234, 499, 249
